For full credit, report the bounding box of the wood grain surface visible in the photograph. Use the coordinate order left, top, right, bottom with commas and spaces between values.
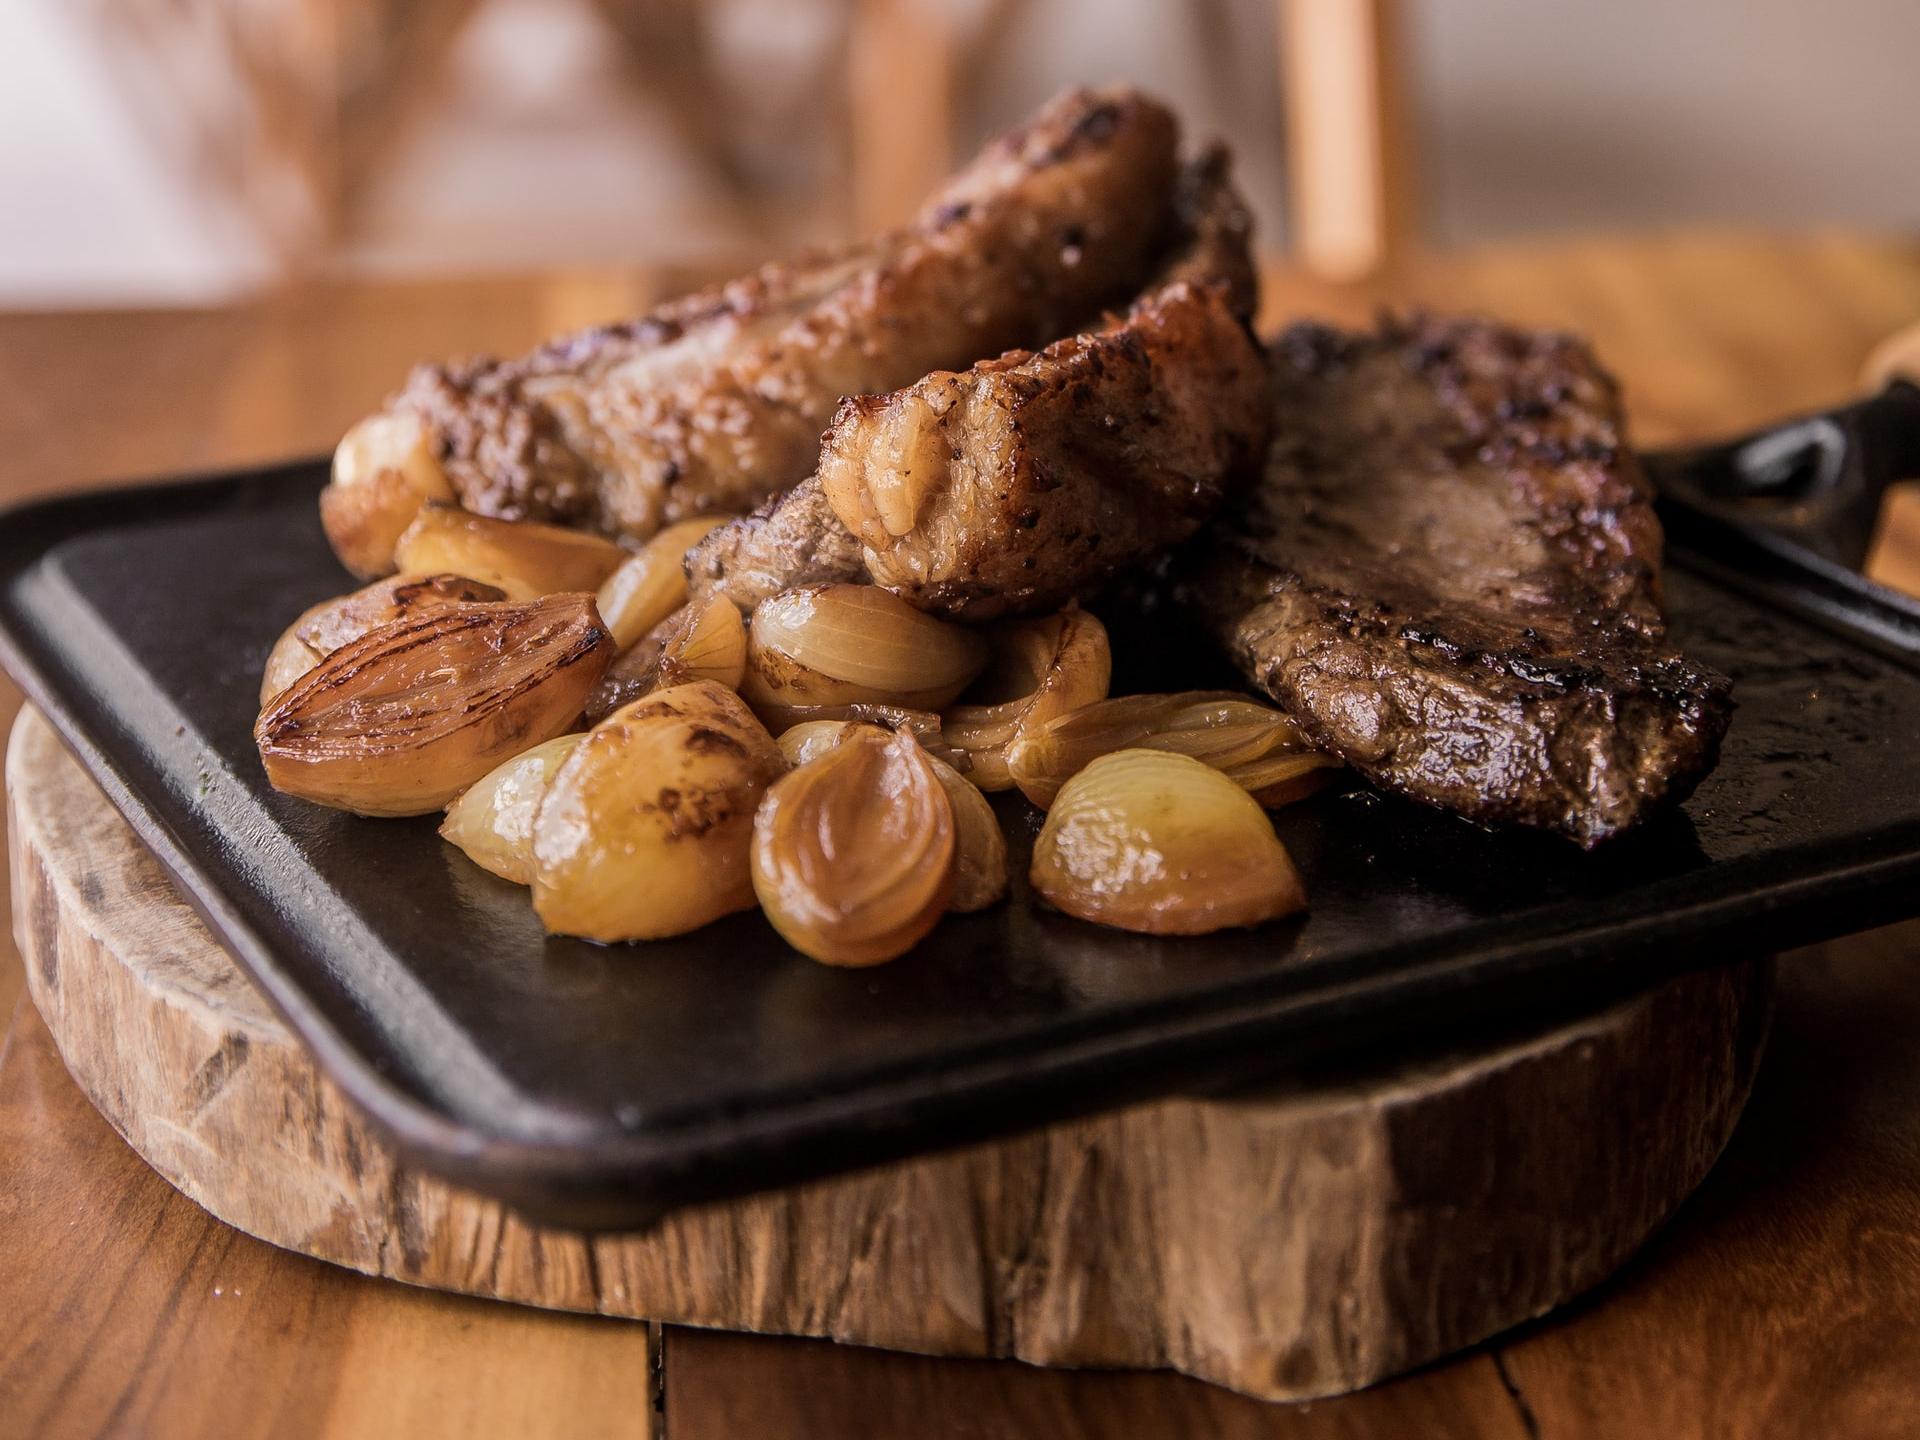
4, 235, 1920, 1436
0, 997, 662, 1440
6, 701, 1771, 1402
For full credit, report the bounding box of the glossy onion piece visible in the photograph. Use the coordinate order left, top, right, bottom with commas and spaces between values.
756, 702, 962, 768
1030, 749, 1307, 936
742, 584, 988, 715
776, 719, 859, 769
531, 682, 785, 941
255, 594, 613, 816
943, 608, 1110, 790
1007, 691, 1335, 809
439, 733, 587, 884
777, 731, 990, 908
259, 573, 508, 705
322, 413, 456, 579
393, 503, 627, 599
751, 726, 956, 966
587, 604, 687, 723
596, 515, 731, 652
655, 592, 748, 692
925, 752, 1008, 912
261, 632, 321, 708
1226, 750, 1344, 809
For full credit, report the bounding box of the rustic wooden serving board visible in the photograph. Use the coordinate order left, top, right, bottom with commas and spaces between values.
7, 704, 1771, 1402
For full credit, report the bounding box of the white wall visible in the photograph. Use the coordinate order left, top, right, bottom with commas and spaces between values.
1411, 0, 1920, 241
2, 0, 1917, 306
0, 5, 275, 304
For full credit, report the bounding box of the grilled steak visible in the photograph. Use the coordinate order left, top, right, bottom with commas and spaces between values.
334, 87, 1183, 544
1149, 144, 1257, 326
1189, 315, 1733, 846
686, 149, 1265, 618
820, 278, 1266, 619
684, 474, 865, 611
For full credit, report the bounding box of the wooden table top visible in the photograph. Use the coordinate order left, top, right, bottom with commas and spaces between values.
4, 234, 1920, 1439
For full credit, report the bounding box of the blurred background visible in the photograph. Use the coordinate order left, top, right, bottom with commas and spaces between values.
5, 0, 1919, 308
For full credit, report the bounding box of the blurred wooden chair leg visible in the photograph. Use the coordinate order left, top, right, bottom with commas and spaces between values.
848, 0, 957, 235
330, 0, 491, 248
585, 0, 766, 234
1278, 0, 1416, 280
74, 0, 488, 279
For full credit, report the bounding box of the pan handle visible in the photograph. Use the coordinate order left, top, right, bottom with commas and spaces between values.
1642, 378, 1920, 572
1646, 376, 1920, 669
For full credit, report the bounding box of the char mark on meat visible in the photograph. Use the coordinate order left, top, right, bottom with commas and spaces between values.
687, 146, 1267, 619
1150, 143, 1258, 326
1186, 313, 1733, 846
348, 86, 1184, 542
684, 475, 866, 612
819, 278, 1267, 620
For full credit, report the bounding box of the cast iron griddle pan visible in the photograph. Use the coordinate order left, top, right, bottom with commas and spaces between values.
3, 383, 1919, 1228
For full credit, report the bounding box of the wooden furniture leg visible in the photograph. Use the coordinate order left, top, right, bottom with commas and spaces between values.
847, 0, 957, 234
1278, 0, 1416, 279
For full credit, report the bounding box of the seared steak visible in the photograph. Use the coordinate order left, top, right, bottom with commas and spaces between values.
1189, 315, 1733, 846
687, 149, 1265, 619
342, 87, 1182, 542
684, 474, 865, 611
1148, 144, 1257, 327
820, 277, 1267, 619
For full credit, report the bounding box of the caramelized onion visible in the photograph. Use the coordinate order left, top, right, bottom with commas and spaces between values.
655, 592, 747, 692
260, 573, 508, 705
751, 726, 955, 965
255, 594, 613, 816
393, 504, 626, 599
943, 608, 1109, 789
925, 752, 1008, 912
775, 728, 996, 911
1007, 691, 1336, 809
776, 720, 857, 769
531, 682, 785, 941
587, 604, 687, 723
742, 584, 987, 714
260, 631, 324, 709
1030, 749, 1307, 935
1226, 751, 1343, 809
579, 593, 748, 724
596, 515, 732, 651
440, 733, 587, 884
322, 413, 455, 578
765, 704, 962, 769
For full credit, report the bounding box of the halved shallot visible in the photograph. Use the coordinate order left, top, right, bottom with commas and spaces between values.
440, 733, 588, 884
596, 515, 732, 651
255, 593, 613, 816
742, 585, 987, 715
772, 721, 1005, 913
751, 725, 956, 965
393, 503, 626, 599
654, 592, 748, 692
1008, 691, 1339, 808
321, 413, 455, 579
942, 608, 1110, 789
1029, 749, 1307, 935
531, 682, 786, 941
926, 752, 1008, 912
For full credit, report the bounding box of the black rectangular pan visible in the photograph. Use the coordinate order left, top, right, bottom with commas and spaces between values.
3, 385, 1918, 1228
